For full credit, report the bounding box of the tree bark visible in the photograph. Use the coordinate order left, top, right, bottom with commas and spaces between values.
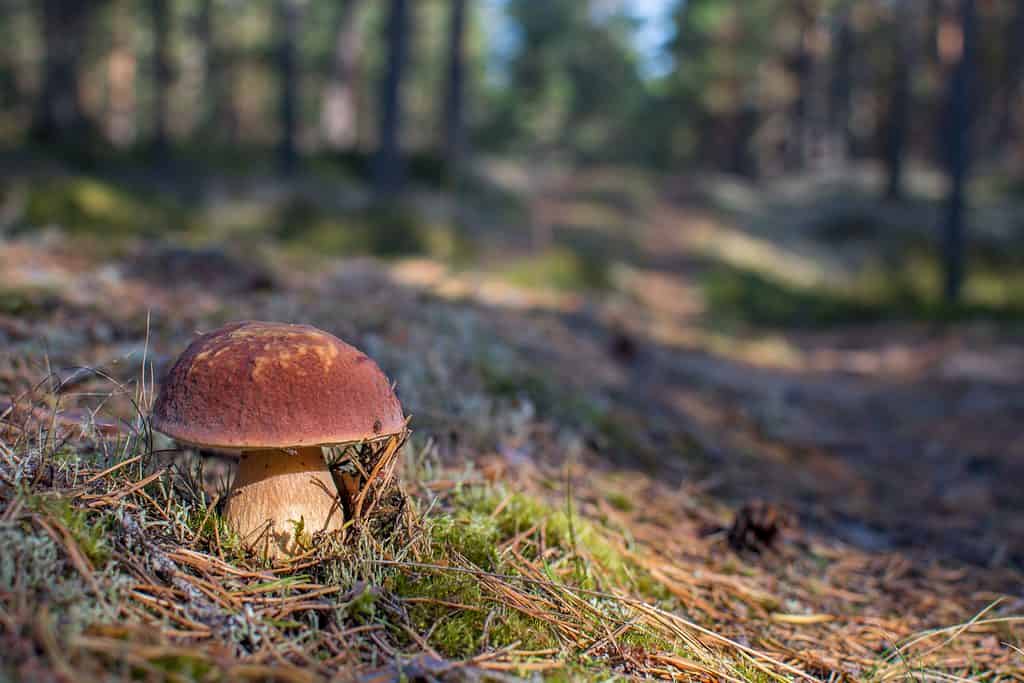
31, 0, 90, 146
321, 0, 364, 150
443, 0, 468, 181
785, 1, 815, 171
997, 0, 1024, 150
941, 0, 976, 303
374, 0, 410, 196
884, 1, 913, 201
829, 2, 854, 163
277, 0, 301, 174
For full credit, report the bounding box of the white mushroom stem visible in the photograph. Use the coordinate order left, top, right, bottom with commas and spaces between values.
224, 447, 344, 560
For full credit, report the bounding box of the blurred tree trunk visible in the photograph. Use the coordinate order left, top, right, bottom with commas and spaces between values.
996, 1, 1024, 151
197, 0, 224, 140
150, 0, 171, 162
443, 0, 468, 181
785, 1, 815, 171
927, 0, 942, 63
732, 106, 759, 178
31, 0, 90, 146
0, 4, 17, 113
829, 2, 853, 164
374, 0, 410, 196
321, 0, 364, 150
884, 1, 913, 201
940, 0, 977, 303
276, 0, 301, 174
105, 0, 137, 147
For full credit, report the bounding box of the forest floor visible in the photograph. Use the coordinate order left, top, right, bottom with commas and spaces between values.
1, 161, 1022, 681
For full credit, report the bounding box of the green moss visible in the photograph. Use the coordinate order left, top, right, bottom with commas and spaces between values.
501, 247, 613, 292
389, 508, 556, 657
450, 487, 668, 601
147, 654, 215, 679
184, 506, 245, 562
29, 495, 112, 567
342, 584, 380, 623
604, 492, 634, 513
429, 511, 501, 571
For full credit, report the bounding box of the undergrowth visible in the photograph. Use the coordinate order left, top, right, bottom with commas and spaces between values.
0, 400, 698, 680
704, 260, 1024, 328
1, 365, 1020, 681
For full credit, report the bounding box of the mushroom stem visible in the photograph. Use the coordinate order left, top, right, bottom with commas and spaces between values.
224, 447, 344, 560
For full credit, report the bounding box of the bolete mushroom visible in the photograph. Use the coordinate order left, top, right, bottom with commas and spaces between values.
151, 321, 406, 559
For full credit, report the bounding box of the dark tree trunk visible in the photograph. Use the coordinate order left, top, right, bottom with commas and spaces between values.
31, 0, 90, 146
884, 2, 913, 201
198, 0, 239, 145
927, 0, 942, 64
785, 2, 815, 170
726, 106, 759, 179
997, 0, 1024, 149
443, 0, 468, 181
150, 0, 171, 162
197, 0, 220, 138
941, 0, 977, 303
277, 0, 301, 174
104, 0, 137, 146
321, 0, 364, 149
829, 3, 854, 162
374, 0, 410, 196
0, 4, 17, 112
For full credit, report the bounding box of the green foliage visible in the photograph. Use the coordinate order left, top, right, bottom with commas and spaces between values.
20, 177, 188, 237
341, 584, 380, 623
0, 286, 59, 316
275, 196, 475, 260
605, 492, 634, 513
704, 257, 1024, 327
704, 265, 879, 327
490, 1, 650, 160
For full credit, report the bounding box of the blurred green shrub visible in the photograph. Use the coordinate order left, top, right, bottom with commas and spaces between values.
704, 259, 1024, 327
20, 177, 187, 237
275, 196, 478, 261
500, 247, 613, 291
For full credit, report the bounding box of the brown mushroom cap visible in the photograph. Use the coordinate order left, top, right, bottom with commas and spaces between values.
152, 321, 405, 449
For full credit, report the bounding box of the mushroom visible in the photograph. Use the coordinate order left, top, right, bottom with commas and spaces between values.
151, 321, 406, 559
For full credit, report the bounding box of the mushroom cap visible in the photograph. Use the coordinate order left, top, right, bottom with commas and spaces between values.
152, 321, 405, 450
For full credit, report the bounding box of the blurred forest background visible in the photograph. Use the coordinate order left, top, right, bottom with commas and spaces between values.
2, 0, 1023, 313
